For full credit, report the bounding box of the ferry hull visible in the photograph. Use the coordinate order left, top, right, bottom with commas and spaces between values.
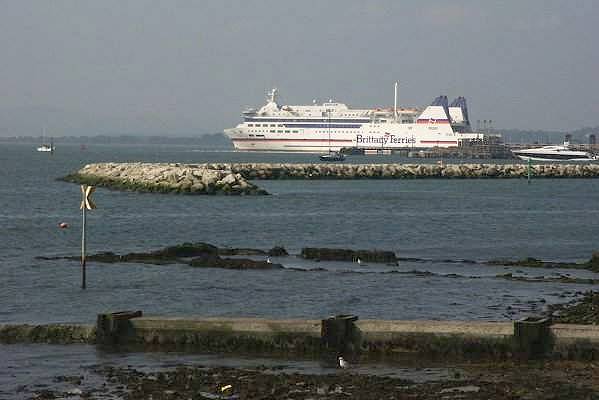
224, 126, 460, 153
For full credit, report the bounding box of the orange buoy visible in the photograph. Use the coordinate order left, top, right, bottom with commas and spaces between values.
59, 222, 69, 229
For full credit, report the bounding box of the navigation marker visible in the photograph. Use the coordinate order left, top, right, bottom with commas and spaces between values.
80, 185, 96, 210
80, 185, 96, 289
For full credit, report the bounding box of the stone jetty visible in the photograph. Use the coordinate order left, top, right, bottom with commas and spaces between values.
62, 163, 269, 195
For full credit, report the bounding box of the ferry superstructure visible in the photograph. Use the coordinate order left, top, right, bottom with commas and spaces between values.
224, 84, 480, 152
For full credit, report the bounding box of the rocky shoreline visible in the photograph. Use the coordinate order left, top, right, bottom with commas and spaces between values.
487, 253, 599, 273
21, 360, 599, 400
550, 291, 599, 325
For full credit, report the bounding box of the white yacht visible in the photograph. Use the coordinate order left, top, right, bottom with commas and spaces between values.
512, 142, 597, 161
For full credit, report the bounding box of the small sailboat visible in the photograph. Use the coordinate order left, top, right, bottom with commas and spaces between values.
37, 139, 54, 153
37, 129, 54, 153
319, 151, 345, 162
319, 110, 345, 162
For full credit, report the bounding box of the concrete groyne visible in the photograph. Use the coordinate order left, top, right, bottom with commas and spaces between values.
5, 313, 599, 361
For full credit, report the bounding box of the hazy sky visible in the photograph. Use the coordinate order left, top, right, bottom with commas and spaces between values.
1, 0, 598, 136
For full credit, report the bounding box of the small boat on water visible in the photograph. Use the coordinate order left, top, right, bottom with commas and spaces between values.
37, 145, 54, 152
37, 129, 54, 152
37, 141, 54, 153
512, 142, 597, 162
319, 151, 346, 162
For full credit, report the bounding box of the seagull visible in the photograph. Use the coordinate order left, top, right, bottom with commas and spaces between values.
356, 258, 362, 265
338, 356, 349, 369
266, 256, 272, 264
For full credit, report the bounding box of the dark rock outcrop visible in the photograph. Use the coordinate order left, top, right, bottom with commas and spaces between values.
301, 247, 397, 263
189, 254, 282, 270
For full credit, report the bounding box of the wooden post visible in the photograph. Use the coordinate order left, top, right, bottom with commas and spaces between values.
527, 158, 532, 184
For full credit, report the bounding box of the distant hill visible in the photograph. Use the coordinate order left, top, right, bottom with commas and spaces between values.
0, 133, 234, 148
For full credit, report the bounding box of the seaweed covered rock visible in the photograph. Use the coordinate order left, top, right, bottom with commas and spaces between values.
268, 246, 289, 256
39, 242, 288, 270
189, 255, 282, 270
157, 242, 219, 257
487, 257, 546, 268
301, 247, 397, 263
550, 291, 599, 324
587, 252, 599, 272
487, 252, 599, 273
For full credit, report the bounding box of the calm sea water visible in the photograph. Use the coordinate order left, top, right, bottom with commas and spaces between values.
1, 142, 599, 325
2, 142, 599, 395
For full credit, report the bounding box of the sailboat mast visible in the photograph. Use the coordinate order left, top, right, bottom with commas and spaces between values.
327, 108, 331, 153
394, 81, 399, 122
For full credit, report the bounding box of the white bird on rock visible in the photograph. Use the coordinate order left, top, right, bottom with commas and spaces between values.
338, 356, 349, 369
266, 256, 272, 264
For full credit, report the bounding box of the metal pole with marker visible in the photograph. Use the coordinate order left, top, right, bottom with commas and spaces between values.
80, 185, 96, 289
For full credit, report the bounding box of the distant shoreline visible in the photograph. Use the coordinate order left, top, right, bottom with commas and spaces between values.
0, 133, 233, 147
1, 126, 598, 145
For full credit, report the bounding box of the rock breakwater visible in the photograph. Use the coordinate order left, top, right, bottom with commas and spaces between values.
205, 162, 599, 179
63, 162, 599, 195
62, 163, 269, 195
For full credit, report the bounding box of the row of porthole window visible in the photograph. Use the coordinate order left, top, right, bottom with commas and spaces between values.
248, 129, 299, 133
316, 130, 356, 134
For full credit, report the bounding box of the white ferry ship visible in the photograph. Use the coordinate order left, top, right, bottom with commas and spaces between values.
224, 84, 484, 152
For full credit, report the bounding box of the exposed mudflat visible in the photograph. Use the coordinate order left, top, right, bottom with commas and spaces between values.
23, 360, 599, 400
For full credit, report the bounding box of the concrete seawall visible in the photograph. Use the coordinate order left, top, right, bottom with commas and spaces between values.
4, 314, 599, 360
